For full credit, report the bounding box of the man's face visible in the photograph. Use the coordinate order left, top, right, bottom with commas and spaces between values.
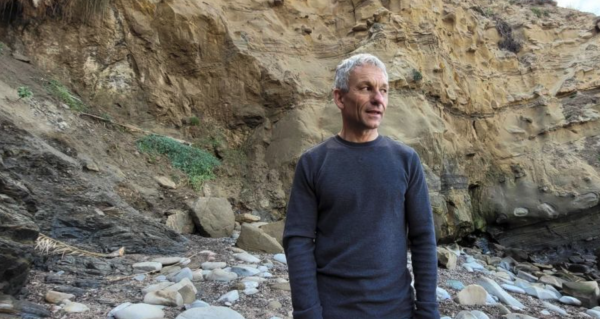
334, 64, 388, 132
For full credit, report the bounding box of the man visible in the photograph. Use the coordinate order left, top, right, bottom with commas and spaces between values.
283, 54, 440, 319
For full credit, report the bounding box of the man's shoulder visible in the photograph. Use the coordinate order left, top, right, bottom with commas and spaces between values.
299, 136, 337, 159
380, 136, 418, 158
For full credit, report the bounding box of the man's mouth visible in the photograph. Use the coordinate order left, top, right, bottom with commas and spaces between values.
366, 110, 382, 115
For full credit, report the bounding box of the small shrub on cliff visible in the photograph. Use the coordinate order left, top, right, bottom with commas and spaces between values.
496, 19, 522, 53
137, 134, 220, 190
189, 116, 200, 126
412, 69, 423, 82
17, 86, 33, 99
45, 79, 86, 111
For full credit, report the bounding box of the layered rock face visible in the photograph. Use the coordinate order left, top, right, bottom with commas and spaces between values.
2, 0, 600, 252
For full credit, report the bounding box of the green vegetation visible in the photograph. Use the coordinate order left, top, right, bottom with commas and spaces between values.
189, 116, 200, 126
531, 7, 550, 18
17, 86, 33, 99
137, 134, 220, 190
45, 79, 87, 111
484, 8, 494, 17
412, 69, 423, 82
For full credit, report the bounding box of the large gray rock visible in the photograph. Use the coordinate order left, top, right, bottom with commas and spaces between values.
0, 177, 39, 295
165, 209, 195, 234
114, 303, 165, 319
176, 306, 244, 319
236, 223, 283, 253
259, 220, 285, 245
562, 281, 599, 308
190, 197, 235, 238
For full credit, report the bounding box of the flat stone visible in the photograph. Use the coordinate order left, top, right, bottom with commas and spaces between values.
559, 296, 581, 306
587, 310, 600, 319
231, 265, 261, 277
471, 310, 490, 319
542, 301, 567, 315
234, 252, 261, 263
185, 300, 210, 309
217, 290, 239, 304
236, 213, 261, 223
133, 262, 163, 272
273, 254, 287, 264
162, 278, 198, 304
539, 275, 563, 289
516, 270, 537, 282
504, 315, 538, 319
477, 277, 525, 310
143, 290, 183, 307
53, 285, 86, 296
524, 286, 559, 300
154, 176, 177, 189
114, 303, 165, 319
447, 279, 465, 290
455, 311, 478, 319
192, 269, 203, 281
169, 268, 193, 283
436, 287, 451, 301
143, 282, 174, 294
457, 285, 488, 305
202, 262, 227, 270
269, 281, 291, 291
45, 290, 75, 304
152, 257, 184, 266
206, 268, 238, 282
62, 301, 89, 313
176, 306, 244, 319
501, 284, 525, 294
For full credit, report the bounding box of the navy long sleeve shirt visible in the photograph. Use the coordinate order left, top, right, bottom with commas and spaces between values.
283, 135, 440, 319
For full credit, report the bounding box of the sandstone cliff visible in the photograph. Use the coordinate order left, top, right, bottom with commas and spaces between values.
1, 0, 599, 253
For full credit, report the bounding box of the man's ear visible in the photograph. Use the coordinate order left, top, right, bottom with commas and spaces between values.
333, 89, 345, 110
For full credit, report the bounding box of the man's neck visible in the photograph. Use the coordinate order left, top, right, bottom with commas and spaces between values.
337, 129, 379, 143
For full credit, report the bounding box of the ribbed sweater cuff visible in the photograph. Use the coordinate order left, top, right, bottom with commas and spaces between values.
293, 303, 323, 319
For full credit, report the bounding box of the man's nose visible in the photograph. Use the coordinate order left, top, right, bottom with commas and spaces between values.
371, 90, 385, 105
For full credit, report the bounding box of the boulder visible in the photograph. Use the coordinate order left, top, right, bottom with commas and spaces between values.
114, 303, 165, 319
165, 210, 195, 234
562, 281, 599, 308
437, 247, 457, 269
190, 198, 235, 238
236, 223, 283, 253
457, 285, 489, 305
259, 220, 285, 245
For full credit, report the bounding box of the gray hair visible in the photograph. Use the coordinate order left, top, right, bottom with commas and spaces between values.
333, 53, 388, 92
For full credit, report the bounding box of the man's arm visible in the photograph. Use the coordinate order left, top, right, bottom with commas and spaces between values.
405, 151, 440, 319
283, 155, 323, 319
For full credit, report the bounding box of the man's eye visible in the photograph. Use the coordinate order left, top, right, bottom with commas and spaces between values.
380, 89, 388, 94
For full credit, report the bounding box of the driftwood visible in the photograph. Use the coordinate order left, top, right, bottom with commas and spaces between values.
35, 233, 125, 258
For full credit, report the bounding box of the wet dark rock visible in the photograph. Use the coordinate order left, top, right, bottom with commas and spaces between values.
0, 176, 39, 295
73, 279, 102, 289
568, 264, 591, 274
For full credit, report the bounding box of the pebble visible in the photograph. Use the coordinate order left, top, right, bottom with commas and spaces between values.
113, 303, 165, 319
559, 296, 582, 306
133, 262, 163, 272
542, 301, 567, 315
268, 300, 282, 310
171, 268, 194, 283
261, 272, 273, 278
134, 274, 146, 282
185, 300, 210, 309
244, 288, 259, 295
155, 275, 168, 282
206, 269, 238, 282
540, 310, 551, 316
587, 310, 600, 319
471, 310, 490, 319
143, 282, 174, 294
62, 301, 89, 313
152, 257, 183, 266
501, 284, 525, 294
176, 306, 244, 319
436, 287, 451, 301
202, 262, 227, 270
218, 290, 240, 304
45, 291, 75, 304
231, 265, 261, 277
191, 270, 204, 281
234, 252, 261, 263
447, 279, 465, 290
273, 254, 287, 264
